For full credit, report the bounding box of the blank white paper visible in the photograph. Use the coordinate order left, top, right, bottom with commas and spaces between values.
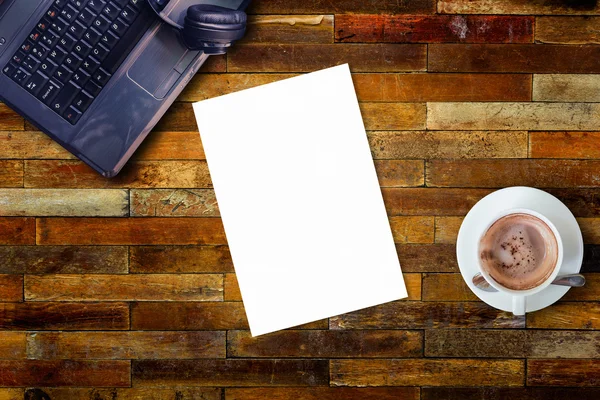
193, 64, 407, 336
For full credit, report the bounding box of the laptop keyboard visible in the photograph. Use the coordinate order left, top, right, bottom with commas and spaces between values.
2, 0, 153, 125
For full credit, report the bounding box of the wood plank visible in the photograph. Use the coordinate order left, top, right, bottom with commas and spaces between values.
562, 273, 600, 301
361, 103, 426, 130
335, 15, 533, 43
0, 360, 130, 387
131, 302, 248, 330
382, 188, 492, 216
0, 189, 128, 216
248, 0, 435, 14
0, 104, 23, 131
0, 332, 26, 359
242, 15, 334, 44
544, 189, 600, 217
330, 359, 524, 386
130, 189, 220, 217
533, 75, 600, 102
429, 44, 600, 73
133, 131, 205, 160
528, 302, 600, 329
422, 387, 600, 400
370, 131, 527, 159
224, 273, 420, 301
129, 245, 234, 273
0, 302, 129, 330
0, 389, 21, 400
536, 17, 600, 44
36, 217, 226, 245
438, 0, 600, 15
389, 216, 434, 243
396, 244, 459, 273
530, 132, 600, 159
0, 218, 35, 245
132, 359, 329, 387
329, 301, 525, 329
228, 44, 427, 72
0, 246, 128, 274
227, 330, 422, 358
0, 161, 23, 187
528, 360, 600, 386
427, 102, 600, 131
583, 245, 600, 272
24, 160, 212, 188
0, 275, 22, 302
374, 160, 425, 187
528, 330, 600, 358
27, 331, 225, 359
200, 54, 226, 72
434, 217, 462, 244
226, 388, 420, 400
427, 160, 600, 188
24, 274, 223, 302
422, 273, 477, 301
0, 131, 71, 159
578, 218, 600, 244
154, 102, 198, 132
23, 388, 220, 400
182, 73, 296, 102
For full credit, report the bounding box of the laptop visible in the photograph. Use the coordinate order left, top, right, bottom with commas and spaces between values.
0, 0, 249, 177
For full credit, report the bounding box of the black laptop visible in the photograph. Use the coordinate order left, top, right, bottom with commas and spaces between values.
0, 0, 248, 177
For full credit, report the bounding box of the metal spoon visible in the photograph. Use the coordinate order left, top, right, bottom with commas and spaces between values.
472, 273, 586, 293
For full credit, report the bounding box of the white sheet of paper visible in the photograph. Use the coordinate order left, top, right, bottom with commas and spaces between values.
193, 64, 407, 336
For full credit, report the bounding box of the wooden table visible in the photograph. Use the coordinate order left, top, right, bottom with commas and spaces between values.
2, 0, 600, 398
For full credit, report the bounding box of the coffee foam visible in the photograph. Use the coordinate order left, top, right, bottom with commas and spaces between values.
479, 213, 558, 291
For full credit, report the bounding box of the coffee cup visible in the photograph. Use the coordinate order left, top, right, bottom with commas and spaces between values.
475, 208, 564, 315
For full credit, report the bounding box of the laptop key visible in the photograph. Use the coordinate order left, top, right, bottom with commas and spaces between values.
12, 69, 31, 85
46, 7, 60, 20
37, 18, 52, 32
102, 3, 121, 21
25, 72, 48, 96
70, 0, 87, 10
100, 31, 118, 49
71, 68, 90, 86
68, 21, 87, 39
129, 0, 143, 10
39, 59, 58, 76
92, 67, 110, 86
12, 51, 26, 65
50, 82, 79, 113
20, 41, 34, 54
63, 106, 82, 124
31, 44, 48, 60
90, 44, 108, 62
110, 18, 129, 37
74, 41, 92, 59
29, 30, 42, 43
60, 5, 79, 23
84, 28, 102, 45
48, 48, 67, 65
51, 19, 67, 35
93, 15, 111, 32
41, 31, 59, 48
40, 80, 63, 104
81, 56, 100, 74
119, 5, 137, 24
72, 91, 94, 112
64, 53, 82, 71
87, 0, 106, 13
2, 63, 17, 77
22, 55, 40, 73
54, 65, 72, 84
114, 0, 129, 7
54, 0, 69, 8
59, 34, 77, 52
79, 8, 96, 25
83, 80, 102, 96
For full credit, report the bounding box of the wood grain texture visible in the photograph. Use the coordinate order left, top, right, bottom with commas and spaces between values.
131, 302, 248, 330
0, 161, 23, 188
248, 0, 435, 14
536, 16, 600, 44
132, 359, 329, 387
370, 131, 527, 159
562, 274, 600, 301
396, 244, 459, 272
389, 216, 434, 243
530, 132, 600, 159
528, 302, 600, 329
382, 188, 492, 216
533, 75, 600, 102
335, 15, 533, 43
422, 387, 600, 400
243, 15, 334, 44
0, 389, 21, 400
422, 273, 477, 301
0, 302, 129, 330
227, 330, 423, 358
24, 274, 223, 302
133, 131, 205, 160
21, 388, 221, 400
427, 160, 600, 188
0, 104, 23, 131
330, 359, 524, 386
0, 246, 127, 274
427, 102, 600, 131
544, 189, 600, 217
226, 387, 420, 400
0, 131, 71, 159
528, 360, 600, 386
24, 160, 212, 189
0, 189, 128, 216
227, 44, 427, 72
434, 217, 462, 244
36, 218, 226, 245
0, 332, 26, 359
330, 301, 525, 329
0, 275, 22, 303
0, 360, 130, 387
130, 189, 219, 217
429, 44, 600, 73
129, 245, 234, 273
374, 160, 425, 187
579, 218, 600, 244
0, 218, 35, 245
27, 331, 225, 359
438, 0, 600, 15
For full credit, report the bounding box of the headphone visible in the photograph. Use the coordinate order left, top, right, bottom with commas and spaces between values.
147, 1, 248, 55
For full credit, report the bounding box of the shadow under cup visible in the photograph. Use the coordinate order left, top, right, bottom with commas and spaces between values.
478, 212, 560, 291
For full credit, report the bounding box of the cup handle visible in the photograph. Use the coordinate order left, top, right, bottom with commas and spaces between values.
512, 296, 526, 316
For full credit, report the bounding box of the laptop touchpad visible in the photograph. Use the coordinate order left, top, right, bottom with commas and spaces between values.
128, 24, 191, 99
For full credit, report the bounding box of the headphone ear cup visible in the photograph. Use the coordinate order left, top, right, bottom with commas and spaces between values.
183, 5, 247, 54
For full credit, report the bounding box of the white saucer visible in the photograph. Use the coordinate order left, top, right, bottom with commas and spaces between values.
457, 187, 584, 313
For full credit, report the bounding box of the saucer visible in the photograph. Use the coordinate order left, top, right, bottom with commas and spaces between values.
456, 187, 584, 313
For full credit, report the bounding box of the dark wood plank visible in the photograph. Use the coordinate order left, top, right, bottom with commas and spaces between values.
426, 330, 527, 358
329, 302, 525, 329
0, 275, 23, 302
422, 388, 600, 400
583, 245, 600, 272
36, 218, 226, 245
228, 44, 427, 72
528, 360, 600, 386
0, 302, 129, 330
132, 359, 329, 387
396, 244, 459, 273
0, 360, 130, 387
0, 332, 26, 360
330, 359, 524, 386
335, 15, 533, 43
248, 0, 435, 14
0, 246, 128, 274
129, 245, 233, 273
544, 189, 600, 218
0, 218, 35, 245
227, 330, 423, 358
226, 387, 420, 400
23, 388, 221, 400
131, 302, 248, 330
382, 188, 493, 216
561, 273, 600, 301
429, 44, 600, 73
27, 331, 225, 359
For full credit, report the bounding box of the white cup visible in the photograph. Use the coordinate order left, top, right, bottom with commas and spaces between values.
475, 208, 564, 316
